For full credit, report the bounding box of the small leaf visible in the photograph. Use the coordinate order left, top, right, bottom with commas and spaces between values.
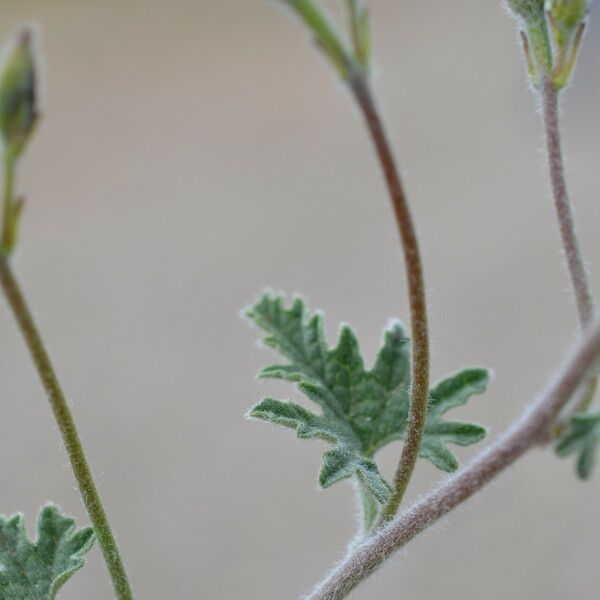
422, 368, 489, 472
427, 368, 490, 417
419, 440, 459, 472
249, 398, 336, 442
0, 505, 95, 600
246, 293, 490, 521
320, 447, 391, 503
556, 411, 600, 480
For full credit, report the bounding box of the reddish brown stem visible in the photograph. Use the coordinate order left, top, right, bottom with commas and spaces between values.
349, 74, 430, 522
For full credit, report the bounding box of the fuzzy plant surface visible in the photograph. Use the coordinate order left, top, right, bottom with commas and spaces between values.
246, 293, 490, 528
508, 0, 589, 86
506, 0, 600, 479
0, 506, 94, 600
0, 2, 597, 600
241, 2, 600, 599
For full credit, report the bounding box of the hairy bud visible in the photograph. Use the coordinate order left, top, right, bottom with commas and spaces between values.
545, 0, 589, 87
545, 0, 589, 29
0, 29, 38, 160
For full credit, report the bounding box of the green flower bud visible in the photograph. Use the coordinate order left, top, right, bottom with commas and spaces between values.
0, 29, 38, 160
545, 0, 589, 87
545, 0, 588, 31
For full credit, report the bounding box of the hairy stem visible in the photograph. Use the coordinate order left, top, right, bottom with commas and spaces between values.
541, 79, 597, 414
0, 258, 134, 600
542, 80, 594, 329
306, 317, 600, 600
348, 73, 430, 522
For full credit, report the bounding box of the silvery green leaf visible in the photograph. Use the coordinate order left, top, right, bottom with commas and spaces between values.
246, 293, 490, 524
0, 505, 94, 600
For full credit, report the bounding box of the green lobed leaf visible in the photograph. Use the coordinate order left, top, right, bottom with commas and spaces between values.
246, 293, 490, 517
423, 369, 489, 471
556, 410, 600, 480
0, 505, 95, 600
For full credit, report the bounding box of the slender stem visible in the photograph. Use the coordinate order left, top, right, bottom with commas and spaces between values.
0, 258, 134, 600
348, 73, 430, 522
306, 317, 600, 600
1, 155, 14, 250
541, 79, 597, 414
542, 80, 595, 329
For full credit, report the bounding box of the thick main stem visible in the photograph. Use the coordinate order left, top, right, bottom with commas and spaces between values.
306, 317, 600, 600
541, 80, 597, 413
349, 74, 430, 521
0, 258, 134, 600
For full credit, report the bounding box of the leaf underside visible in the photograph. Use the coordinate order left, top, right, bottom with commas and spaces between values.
556, 411, 600, 480
0, 505, 95, 600
246, 293, 489, 519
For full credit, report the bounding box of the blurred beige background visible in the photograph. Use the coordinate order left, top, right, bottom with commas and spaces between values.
0, 1, 599, 598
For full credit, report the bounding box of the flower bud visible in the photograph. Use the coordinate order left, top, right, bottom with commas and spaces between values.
545, 0, 588, 31
545, 0, 589, 87
0, 29, 38, 160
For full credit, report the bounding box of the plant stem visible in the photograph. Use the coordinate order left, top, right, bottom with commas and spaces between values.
0, 258, 134, 600
348, 73, 430, 523
542, 80, 594, 329
541, 79, 597, 414
1, 155, 14, 250
306, 316, 600, 600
